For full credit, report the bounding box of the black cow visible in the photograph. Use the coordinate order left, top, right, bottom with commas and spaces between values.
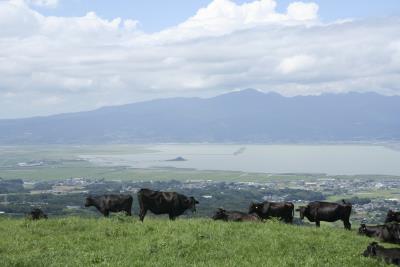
249, 201, 294, 223
386, 210, 400, 223
296, 200, 352, 229
359, 223, 400, 244
85, 194, 133, 217
359, 224, 387, 238
137, 188, 199, 221
212, 208, 260, 222
363, 242, 400, 265
27, 208, 48, 220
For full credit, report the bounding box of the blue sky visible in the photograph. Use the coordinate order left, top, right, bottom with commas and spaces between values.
32, 0, 400, 32
1, 0, 400, 118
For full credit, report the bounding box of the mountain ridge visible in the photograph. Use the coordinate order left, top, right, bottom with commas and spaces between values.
0, 89, 399, 144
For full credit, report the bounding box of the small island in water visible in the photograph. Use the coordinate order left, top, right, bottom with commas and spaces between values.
165, 156, 187, 162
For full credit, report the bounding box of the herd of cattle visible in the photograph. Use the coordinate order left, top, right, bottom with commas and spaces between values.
27, 188, 400, 265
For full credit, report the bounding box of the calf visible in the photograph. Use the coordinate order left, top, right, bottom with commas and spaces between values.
212, 208, 260, 222
363, 242, 400, 265
137, 188, 199, 221
386, 210, 400, 223
27, 208, 48, 220
296, 200, 352, 229
85, 194, 133, 217
249, 201, 294, 223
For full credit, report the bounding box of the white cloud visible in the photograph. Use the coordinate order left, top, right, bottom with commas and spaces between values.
0, 0, 399, 118
26, 0, 58, 8
287, 2, 318, 21
155, 0, 318, 41
278, 55, 316, 74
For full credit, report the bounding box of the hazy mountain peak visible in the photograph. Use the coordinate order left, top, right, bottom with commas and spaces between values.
0, 90, 399, 144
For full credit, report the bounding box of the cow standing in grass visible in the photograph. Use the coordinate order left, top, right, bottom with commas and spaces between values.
249, 201, 294, 223
137, 188, 199, 221
27, 208, 48, 220
296, 200, 352, 230
85, 195, 133, 217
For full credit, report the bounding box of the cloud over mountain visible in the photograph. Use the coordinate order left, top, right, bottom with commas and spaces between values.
0, 0, 399, 118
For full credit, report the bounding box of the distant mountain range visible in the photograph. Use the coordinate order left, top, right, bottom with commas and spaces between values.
0, 89, 399, 144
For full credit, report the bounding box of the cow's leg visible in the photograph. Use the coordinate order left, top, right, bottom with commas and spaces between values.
169, 213, 176, 221
343, 220, 351, 230
315, 221, 320, 227
103, 209, 110, 217
125, 207, 132, 216
139, 208, 147, 222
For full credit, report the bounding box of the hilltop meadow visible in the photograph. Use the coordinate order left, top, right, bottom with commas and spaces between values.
0, 216, 395, 266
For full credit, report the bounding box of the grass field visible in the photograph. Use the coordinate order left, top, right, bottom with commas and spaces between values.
0, 216, 395, 266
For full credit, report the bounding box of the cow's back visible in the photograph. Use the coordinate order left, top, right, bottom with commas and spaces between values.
310, 201, 352, 222
268, 202, 293, 217
138, 188, 177, 214
103, 194, 133, 211
308, 202, 342, 221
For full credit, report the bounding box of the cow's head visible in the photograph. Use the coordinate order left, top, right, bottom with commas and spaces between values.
28, 208, 48, 220
85, 196, 94, 207
186, 197, 199, 212
362, 242, 379, 257
385, 209, 397, 223
358, 224, 367, 235
248, 202, 263, 214
212, 208, 228, 221
296, 206, 307, 220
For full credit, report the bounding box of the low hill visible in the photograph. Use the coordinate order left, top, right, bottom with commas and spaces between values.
0, 89, 399, 144
0, 217, 392, 266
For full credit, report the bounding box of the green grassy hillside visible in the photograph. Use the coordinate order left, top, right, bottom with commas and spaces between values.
0, 217, 393, 266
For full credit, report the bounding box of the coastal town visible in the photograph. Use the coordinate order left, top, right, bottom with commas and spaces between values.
1, 174, 398, 224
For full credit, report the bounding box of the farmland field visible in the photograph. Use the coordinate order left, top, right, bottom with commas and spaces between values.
1, 144, 400, 181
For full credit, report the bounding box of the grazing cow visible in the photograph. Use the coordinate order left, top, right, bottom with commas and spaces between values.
249, 201, 294, 223
137, 188, 199, 221
212, 208, 260, 222
363, 242, 400, 265
85, 194, 133, 217
386, 210, 400, 223
359, 223, 400, 244
27, 208, 48, 220
296, 200, 352, 229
